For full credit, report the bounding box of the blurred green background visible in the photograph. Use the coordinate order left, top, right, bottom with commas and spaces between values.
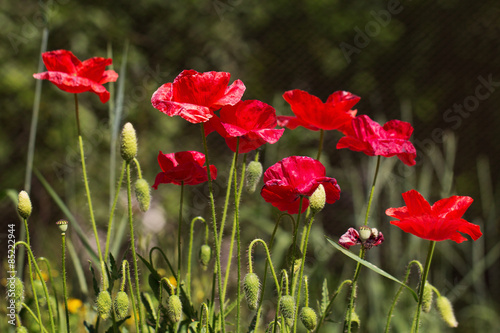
1, 0, 499, 332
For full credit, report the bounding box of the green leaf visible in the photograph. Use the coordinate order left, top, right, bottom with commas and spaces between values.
326, 237, 418, 302
320, 278, 329, 316
88, 261, 100, 298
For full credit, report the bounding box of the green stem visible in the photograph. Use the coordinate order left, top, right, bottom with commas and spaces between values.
187, 217, 206, 299
316, 279, 352, 332
219, 149, 235, 243
105, 161, 126, 260
364, 155, 381, 226
291, 198, 304, 296
15, 241, 55, 333
411, 241, 436, 333
122, 260, 140, 333
200, 123, 225, 333
177, 182, 184, 297
343, 248, 365, 333
316, 129, 324, 161
247, 239, 281, 296
126, 162, 143, 332
38, 257, 59, 331
21, 302, 48, 332
61, 233, 70, 333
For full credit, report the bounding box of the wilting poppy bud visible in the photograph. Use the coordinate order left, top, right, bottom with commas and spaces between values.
436, 296, 458, 327
120, 122, 138, 162
243, 273, 261, 310
14, 277, 25, 313
246, 160, 263, 193
300, 306, 317, 331
422, 281, 433, 313
17, 190, 32, 219
56, 219, 69, 233
199, 244, 212, 270
167, 295, 183, 323
279, 295, 296, 327
309, 184, 326, 213
96, 290, 112, 320
114, 291, 130, 320
134, 178, 151, 212
358, 226, 372, 241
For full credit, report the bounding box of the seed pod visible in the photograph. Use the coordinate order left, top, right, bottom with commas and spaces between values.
114, 291, 130, 320
96, 290, 112, 320
436, 296, 458, 327
243, 273, 261, 310
135, 178, 151, 212
199, 244, 212, 270
279, 295, 295, 327
245, 161, 263, 193
120, 122, 138, 162
300, 306, 317, 331
309, 184, 326, 213
166, 295, 182, 323
17, 190, 32, 219
14, 277, 24, 313
56, 219, 69, 233
422, 281, 433, 313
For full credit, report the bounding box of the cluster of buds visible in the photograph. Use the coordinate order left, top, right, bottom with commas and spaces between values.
339, 226, 384, 250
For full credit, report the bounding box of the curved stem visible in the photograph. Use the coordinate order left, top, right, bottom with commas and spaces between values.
126, 162, 143, 332
316, 279, 352, 332
133, 157, 143, 179
248, 239, 281, 295
105, 161, 126, 260
316, 129, 324, 161
364, 156, 381, 226
411, 241, 436, 333
22, 218, 42, 328
200, 123, 225, 333
187, 216, 206, 299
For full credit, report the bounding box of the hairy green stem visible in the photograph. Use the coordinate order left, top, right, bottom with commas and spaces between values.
177, 182, 184, 297
343, 248, 365, 333
316, 279, 352, 332
411, 241, 436, 333
61, 233, 70, 333
187, 217, 206, 299
316, 129, 324, 161
122, 260, 140, 333
364, 155, 381, 226
105, 161, 126, 260
290, 198, 304, 296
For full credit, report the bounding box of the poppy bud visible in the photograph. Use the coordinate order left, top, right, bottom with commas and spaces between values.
33, 280, 46, 306
300, 306, 317, 331
359, 226, 372, 241
120, 122, 138, 162
56, 219, 69, 233
243, 273, 261, 310
309, 184, 326, 213
436, 296, 458, 327
166, 295, 182, 323
350, 311, 360, 330
17, 190, 32, 219
422, 281, 433, 313
96, 290, 112, 320
199, 244, 212, 270
134, 178, 151, 212
14, 277, 25, 313
285, 244, 303, 274
246, 161, 263, 193
16, 327, 28, 333
114, 291, 130, 320
279, 295, 295, 327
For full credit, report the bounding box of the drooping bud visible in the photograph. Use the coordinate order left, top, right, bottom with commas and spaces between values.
300, 306, 317, 331
114, 291, 130, 320
166, 295, 183, 323
14, 277, 25, 313
422, 281, 433, 313
134, 178, 151, 212
56, 219, 69, 233
96, 290, 112, 320
309, 184, 326, 213
350, 311, 360, 330
245, 161, 263, 193
17, 190, 32, 219
120, 122, 138, 162
243, 273, 261, 310
279, 295, 295, 327
436, 296, 458, 327
199, 244, 212, 270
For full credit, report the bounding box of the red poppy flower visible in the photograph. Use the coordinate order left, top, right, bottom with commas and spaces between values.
260, 156, 341, 214
386, 190, 482, 243
339, 227, 384, 250
33, 50, 118, 103
151, 70, 246, 123
207, 100, 285, 153
280, 89, 359, 132
337, 115, 417, 166
152, 151, 217, 188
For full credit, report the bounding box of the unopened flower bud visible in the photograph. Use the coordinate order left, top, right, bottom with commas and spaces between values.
422, 281, 433, 313
114, 291, 130, 320
167, 295, 182, 323
16, 327, 28, 333
243, 273, 261, 310
285, 244, 303, 274
199, 244, 212, 270
246, 161, 263, 193
96, 290, 112, 320
14, 277, 24, 313
120, 122, 138, 162
17, 190, 32, 219
300, 306, 317, 331
309, 184, 326, 213
279, 295, 295, 327
436, 296, 458, 327
134, 178, 151, 212
359, 226, 372, 241
56, 219, 69, 233
350, 311, 360, 329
